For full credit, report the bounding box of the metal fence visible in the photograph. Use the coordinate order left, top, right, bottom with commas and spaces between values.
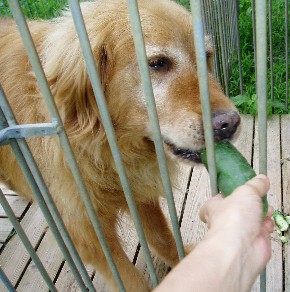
0, 0, 288, 291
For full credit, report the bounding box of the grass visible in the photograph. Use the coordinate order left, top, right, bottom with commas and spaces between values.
1, 0, 288, 114
0, 0, 67, 19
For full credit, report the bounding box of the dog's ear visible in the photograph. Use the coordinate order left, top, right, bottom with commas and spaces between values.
41, 25, 113, 141
204, 35, 214, 72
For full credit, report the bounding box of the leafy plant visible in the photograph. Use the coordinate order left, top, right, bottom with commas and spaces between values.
0, 0, 68, 19
231, 94, 287, 115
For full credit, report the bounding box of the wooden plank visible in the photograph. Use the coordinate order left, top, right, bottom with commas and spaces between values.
281, 114, 290, 291
0, 218, 13, 242
251, 116, 283, 292
17, 230, 63, 291
0, 203, 47, 291
180, 165, 210, 244
0, 195, 29, 218
232, 115, 254, 161
56, 262, 94, 291
0, 184, 18, 196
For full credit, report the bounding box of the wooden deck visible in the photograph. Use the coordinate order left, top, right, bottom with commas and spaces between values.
0, 115, 289, 291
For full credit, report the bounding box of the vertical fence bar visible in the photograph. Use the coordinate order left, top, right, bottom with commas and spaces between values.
0, 189, 57, 292
256, 0, 268, 174
268, 0, 274, 107
234, 0, 244, 94
0, 267, 15, 292
126, 0, 186, 261
255, 0, 268, 291
251, 0, 258, 89
212, 0, 223, 84
216, 0, 229, 95
68, 0, 159, 287
207, 0, 220, 80
190, 0, 218, 196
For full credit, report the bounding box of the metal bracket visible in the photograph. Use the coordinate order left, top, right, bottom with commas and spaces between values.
0, 119, 63, 146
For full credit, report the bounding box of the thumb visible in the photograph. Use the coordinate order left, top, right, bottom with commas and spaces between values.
199, 194, 224, 224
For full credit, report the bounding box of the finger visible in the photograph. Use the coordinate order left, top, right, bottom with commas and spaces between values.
199, 195, 223, 223
263, 217, 275, 233
266, 205, 274, 218
244, 174, 270, 198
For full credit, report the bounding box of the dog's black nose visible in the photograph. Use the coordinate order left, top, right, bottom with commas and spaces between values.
212, 111, 240, 141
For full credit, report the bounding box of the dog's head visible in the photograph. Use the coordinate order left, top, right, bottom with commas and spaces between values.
42, 0, 240, 165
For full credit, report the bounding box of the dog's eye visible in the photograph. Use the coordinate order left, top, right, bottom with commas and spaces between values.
148, 57, 172, 72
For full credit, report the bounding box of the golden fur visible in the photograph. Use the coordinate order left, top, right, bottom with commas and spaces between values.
0, 0, 238, 290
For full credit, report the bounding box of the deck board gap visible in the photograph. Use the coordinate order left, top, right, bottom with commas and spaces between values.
18, 202, 32, 222
15, 229, 48, 288
90, 270, 96, 281
132, 243, 141, 265
250, 115, 256, 168
178, 167, 193, 226
53, 260, 66, 284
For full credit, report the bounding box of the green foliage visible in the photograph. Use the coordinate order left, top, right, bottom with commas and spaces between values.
0, 0, 68, 19
175, 0, 190, 10
229, 0, 289, 114
231, 94, 287, 115
175, 0, 289, 114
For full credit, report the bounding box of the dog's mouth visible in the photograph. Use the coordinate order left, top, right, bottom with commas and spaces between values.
164, 140, 202, 163
145, 137, 203, 163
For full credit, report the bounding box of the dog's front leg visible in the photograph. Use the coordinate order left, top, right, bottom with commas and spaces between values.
68, 211, 149, 292
137, 201, 181, 268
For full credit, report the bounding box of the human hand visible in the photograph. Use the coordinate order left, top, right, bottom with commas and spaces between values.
199, 174, 274, 291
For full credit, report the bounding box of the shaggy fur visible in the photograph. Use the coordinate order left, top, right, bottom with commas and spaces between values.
0, 0, 238, 290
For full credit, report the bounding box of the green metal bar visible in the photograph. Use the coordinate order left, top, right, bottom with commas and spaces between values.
126, 0, 186, 262
0, 121, 61, 145
216, 0, 229, 95
208, 0, 221, 82
256, 0, 268, 175
255, 0, 268, 290
0, 267, 16, 292
69, 0, 158, 288
269, 0, 274, 109
190, 0, 218, 197
212, 0, 223, 84
234, 0, 244, 94
0, 189, 57, 292
251, 0, 258, 88
229, 0, 237, 61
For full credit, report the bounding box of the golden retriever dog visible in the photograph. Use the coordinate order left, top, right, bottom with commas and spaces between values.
0, 0, 240, 290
